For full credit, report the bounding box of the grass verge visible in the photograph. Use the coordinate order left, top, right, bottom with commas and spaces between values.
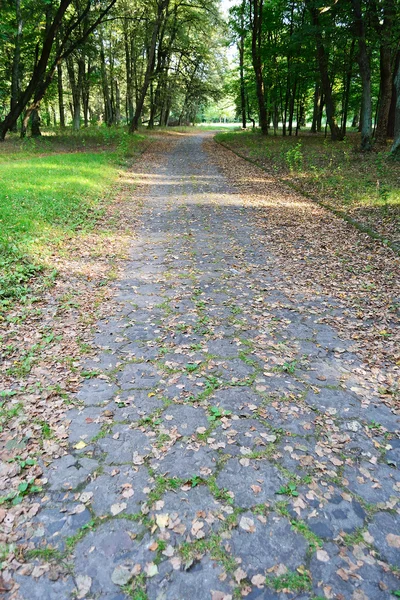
0, 127, 147, 309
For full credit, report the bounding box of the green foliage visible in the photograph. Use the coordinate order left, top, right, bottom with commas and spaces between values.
285, 142, 303, 171
276, 482, 299, 497
266, 569, 312, 593
208, 406, 232, 421
0, 478, 42, 506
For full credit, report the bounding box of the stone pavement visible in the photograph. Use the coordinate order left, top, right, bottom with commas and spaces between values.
11, 134, 400, 599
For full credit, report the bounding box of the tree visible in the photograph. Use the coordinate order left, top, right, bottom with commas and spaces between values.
0, 0, 117, 139
249, 0, 268, 134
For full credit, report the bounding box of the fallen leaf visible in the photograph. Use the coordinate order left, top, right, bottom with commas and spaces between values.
251, 574, 265, 588
156, 513, 169, 529
74, 441, 87, 450
76, 574, 92, 599
111, 566, 132, 586
234, 567, 247, 583
110, 502, 127, 516
316, 550, 330, 562
144, 562, 158, 577
386, 533, 400, 548
239, 516, 255, 532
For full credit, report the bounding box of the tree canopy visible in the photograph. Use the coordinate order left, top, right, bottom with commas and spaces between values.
1, 0, 400, 152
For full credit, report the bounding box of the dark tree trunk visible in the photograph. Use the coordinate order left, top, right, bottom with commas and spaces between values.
82, 59, 90, 127
31, 108, 41, 137
390, 58, 400, 155
341, 38, 355, 137
352, 0, 372, 150
288, 79, 297, 136
249, 0, 268, 135
100, 37, 112, 125
311, 83, 320, 133
0, 0, 72, 140
317, 94, 324, 132
388, 50, 400, 138
10, 0, 22, 133
130, 0, 169, 133
124, 26, 134, 125
0, 0, 117, 140
239, 30, 246, 129
67, 55, 84, 130
375, 0, 395, 145
57, 60, 65, 128
352, 112, 360, 128
115, 80, 121, 124
307, 1, 343, 141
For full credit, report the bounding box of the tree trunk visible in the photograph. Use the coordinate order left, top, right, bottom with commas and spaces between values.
10, 0, 22, 133
0, 0, 72, 140
307, 2, 343, 141
317, 94, 324, 132
31, 108, 41, 137
388, 50, 400, 138
352, 112, 360, 128
124, 26, 134, 125
352, 0, 372, 150
82, 59, 90, 127
57, 60, 65, 128
100, 36, 112, 125
67, 55, 85, 130
239, 32, 246, 129
341, 38, 355, 137
249, 0, 268, 135
375, 2, 395, 145
148, 80, 155, 128
130, 0, 169, 133
115, 80, 121, 125
311, 83, 320, 133
390, 58, 400, 155
288, 79, 297, 136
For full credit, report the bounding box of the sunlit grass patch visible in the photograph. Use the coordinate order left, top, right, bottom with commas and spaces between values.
0, 128, 146, 307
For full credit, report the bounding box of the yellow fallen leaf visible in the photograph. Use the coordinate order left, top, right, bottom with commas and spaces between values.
156, 513, 169, 529
74, 441, 87, 450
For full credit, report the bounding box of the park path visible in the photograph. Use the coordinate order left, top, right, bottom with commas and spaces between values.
12, 133, 399, 599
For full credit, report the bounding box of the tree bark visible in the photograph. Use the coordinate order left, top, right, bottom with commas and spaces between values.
124, 26, 134, 125
388, 50, 400, 138
130, 0, 169, 133
390, 58, 400, 155
0, 0, 117, 140
30, 108, 42, 137
57, 59, 65, 128
100, 36, 112, 125
375, 0, 395, 145
238, 31, 246, 129
0, 0, 72, 140
341, 38, 355, 137
306, 1, 343, 141
352, 0, 372, 150
10, 0, 23, 133
311, 83, 320, 133
249, 0, 268, 135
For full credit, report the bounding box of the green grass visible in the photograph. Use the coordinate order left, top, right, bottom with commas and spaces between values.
0, 127, 146, 307
215, 129, 400, 250
266, 569, 312, 593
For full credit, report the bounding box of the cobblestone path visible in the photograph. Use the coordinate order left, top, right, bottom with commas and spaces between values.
12, 134, 399, 599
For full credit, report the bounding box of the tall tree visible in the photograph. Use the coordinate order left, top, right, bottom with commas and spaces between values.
249, 0, 268, 134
